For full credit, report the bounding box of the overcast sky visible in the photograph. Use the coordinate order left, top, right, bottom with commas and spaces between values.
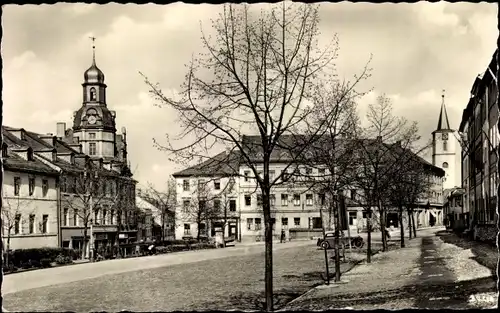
2, 2, 497, 190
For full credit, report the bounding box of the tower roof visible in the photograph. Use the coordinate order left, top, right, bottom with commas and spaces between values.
436, 90, 452, 131
84, 37, 105, 84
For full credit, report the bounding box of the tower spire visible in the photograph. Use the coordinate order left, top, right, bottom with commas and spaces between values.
89, 36, 96, 65
436, 89, 451, 131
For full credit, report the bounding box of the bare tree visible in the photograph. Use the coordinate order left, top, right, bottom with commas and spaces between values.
141, 3, 370, 310
1, 196, 35, 266
139, 178, 177, 242
351, 94, 425, 259
180, 182, 219, 241
62, 162, 122, 260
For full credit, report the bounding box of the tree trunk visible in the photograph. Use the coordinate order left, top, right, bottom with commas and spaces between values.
399, 205, 405, 248
82, 225, 88, 260
334, 203, 341, 282
411, 209, 417, 238
5, 235, 11, 267
408, 208, 413, 239
379, 201, 387, 252
366, 209, 372, 263
262, 191, 273, 312
161, 212, 166, 242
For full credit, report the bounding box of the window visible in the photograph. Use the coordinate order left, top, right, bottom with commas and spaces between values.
362, 211, 371, 219
245, 195, 251, 206
257, 194, 263, 206
102, 209, 107, 225
214, 199, 221, 211
183, 180, 190, 191
198, 179, 205, 189
269, 170, 275, 180
117, 211, 122, 225
270, 194, 276, 206
94, 208, 100, 224
312, 217, 322, 229
247, 218, 253, 230
244, 171, 250, 182
63, 208, 69, 226
318, 168, 325, 177
348, 212, 357, 225
319, 193, 325, 206
282, 218, 288, 228
282, 171, 290, 181
184, 224, 191, 235
14, 214, 21, 234
281, 194, 289, 206
305, 167, 312, 175
229, 199, 236, 212
42, 215, 48, 233
214, 179, 221, 190
73, 209, 79, 226
182, 200, 190, 213
293, 194, 301, 206
29, 214, 35, 234
306, 194, 313, 206
294, 217, 301, 227
350, 189, 357, 200
27, 148, 34, 161
29, 178, 35, 196
110, 210, 115, 224
90, 87, 97, 101
442, 162, 449, 169
271, 218, 276, 230
42, 179, 49, 197
443, 140, 447, 151
14, 177, 21, 196
89, 133, 96, 140
255, 218, 262, 230
89, 143, 96, 156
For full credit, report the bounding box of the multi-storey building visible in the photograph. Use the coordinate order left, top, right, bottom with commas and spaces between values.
172, 135, 445, 242
2, 46, 138, 256
458, 49, 498, 242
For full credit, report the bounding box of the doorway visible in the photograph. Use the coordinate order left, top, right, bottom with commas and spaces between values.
386, 213, 399, 228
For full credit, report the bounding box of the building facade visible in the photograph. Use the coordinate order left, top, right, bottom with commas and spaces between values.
458, 49, 498, 243
172, 136, 445, 242
2, 47, 138, 256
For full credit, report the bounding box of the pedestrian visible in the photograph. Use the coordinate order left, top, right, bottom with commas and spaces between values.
385, 227, 391, 239
280, 229, 285, 243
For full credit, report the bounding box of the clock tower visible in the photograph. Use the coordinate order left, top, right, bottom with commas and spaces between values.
432, 91, 458, 190
72, 39, 117, 160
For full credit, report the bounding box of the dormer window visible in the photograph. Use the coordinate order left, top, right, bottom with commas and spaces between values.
20, 131, 26, 141
2, 143, 8, 157
90, 87, 97, 101
27, 148, 34, 161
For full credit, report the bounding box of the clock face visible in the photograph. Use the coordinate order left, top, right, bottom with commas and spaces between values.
88, 115, 97, 125
442, 133, 448, 140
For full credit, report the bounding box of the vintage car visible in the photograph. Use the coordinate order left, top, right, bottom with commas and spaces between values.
316, 231, 364, 249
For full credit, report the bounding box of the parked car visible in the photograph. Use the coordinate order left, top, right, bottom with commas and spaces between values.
317, 231, 364, 249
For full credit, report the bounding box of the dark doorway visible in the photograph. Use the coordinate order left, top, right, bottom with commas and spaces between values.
429, 213, 436, 227
386, 213, 398, 228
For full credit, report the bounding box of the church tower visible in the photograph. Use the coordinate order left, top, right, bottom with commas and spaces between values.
432, 91, 458, 190
72, 38, 118, 160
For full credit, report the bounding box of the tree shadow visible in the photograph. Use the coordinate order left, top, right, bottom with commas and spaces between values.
287, 276, 496, 310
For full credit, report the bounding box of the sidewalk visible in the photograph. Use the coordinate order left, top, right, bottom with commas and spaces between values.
282, 237, 423, 311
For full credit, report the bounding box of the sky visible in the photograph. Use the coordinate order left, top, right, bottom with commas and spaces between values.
2, 2, 498, 190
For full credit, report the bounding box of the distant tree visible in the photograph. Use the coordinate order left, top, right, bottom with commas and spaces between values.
1, 196, 35, 266
141, 3, 370, 310
139, 178, 177, 242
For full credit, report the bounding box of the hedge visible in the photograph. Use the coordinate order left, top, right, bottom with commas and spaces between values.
5, 247, 78, 269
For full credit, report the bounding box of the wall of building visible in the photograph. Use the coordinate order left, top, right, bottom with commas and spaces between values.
2, 170, 59, 249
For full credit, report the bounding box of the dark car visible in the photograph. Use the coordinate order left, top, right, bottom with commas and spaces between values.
317, 231, 364, 249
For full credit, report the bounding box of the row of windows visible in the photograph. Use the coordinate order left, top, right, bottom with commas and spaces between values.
13, 177, 49, 197
12, 214, 49, 235
242, 168, 327, 182
244, 193, 332, 207
62, 208, 135, 226
181, 199, 237, 213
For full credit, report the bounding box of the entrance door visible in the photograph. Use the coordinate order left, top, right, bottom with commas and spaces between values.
386, 213, 398, 228
229, 222, 237, 238
429, 213, 436, 227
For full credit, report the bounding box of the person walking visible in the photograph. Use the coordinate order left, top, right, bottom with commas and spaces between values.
280, 229, 286, 243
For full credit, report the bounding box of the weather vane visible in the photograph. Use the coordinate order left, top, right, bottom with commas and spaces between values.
89, 36, 96, 62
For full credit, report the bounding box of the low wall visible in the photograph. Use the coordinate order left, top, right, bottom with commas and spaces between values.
474, 224, 497, 244
289, 229, 323, 240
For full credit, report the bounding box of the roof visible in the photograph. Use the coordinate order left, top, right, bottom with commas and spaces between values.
435, 94, 452, 132
173, 135, 445, 178
172, 150, 241, 177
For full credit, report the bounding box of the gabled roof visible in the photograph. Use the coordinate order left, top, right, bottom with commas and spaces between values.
172, 150, 241, 177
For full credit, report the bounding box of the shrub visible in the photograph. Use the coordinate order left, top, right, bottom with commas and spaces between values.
11, 247, 79, 267
191, 243, 216, 250
55, 254, 73, 265
40, 258, 52, 268
170, 244, 188, 252
28, 259, 41, 268
155, 246, 169, 254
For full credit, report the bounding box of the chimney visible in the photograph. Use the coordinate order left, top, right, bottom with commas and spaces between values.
56, 122, 66, 139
